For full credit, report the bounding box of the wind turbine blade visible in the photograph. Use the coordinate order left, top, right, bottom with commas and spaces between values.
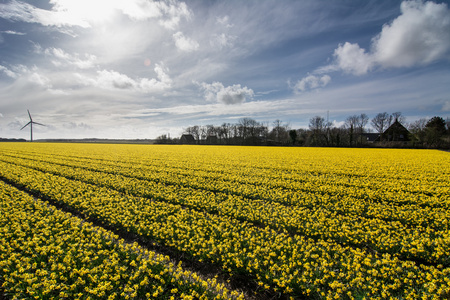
27, 109, 32, 121
20, 121, 31, 130
33, 122, 46, 126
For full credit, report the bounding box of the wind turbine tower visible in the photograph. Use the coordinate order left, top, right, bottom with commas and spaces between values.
20, 110, 45, 142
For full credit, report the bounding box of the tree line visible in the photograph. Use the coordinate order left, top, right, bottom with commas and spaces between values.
155, 112, 450, 149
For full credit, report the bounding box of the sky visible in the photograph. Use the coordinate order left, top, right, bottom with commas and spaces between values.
0, 0, 449, 140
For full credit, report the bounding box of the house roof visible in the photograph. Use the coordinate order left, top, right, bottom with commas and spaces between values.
180, 134, 196, 144
362, 133, 380, 142
375, 119, 410, 142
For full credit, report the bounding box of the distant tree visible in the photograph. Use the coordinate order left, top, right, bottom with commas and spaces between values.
344, 114, 368, 146
199, 126, 208, 141
426, 116, 447, 133
289, 129, 297, 145
248, 118, 265, 140
425, 116, 447, 148
231, 124, 239, 143
260, 121, 270, 142
219, 123, 232, 143
295, 128, 308, 146
324, 117, 333, 146
371, 112, 391, 141
329, 126, 346, 147
357, 113, 369, 145
392, 112, 405, 124
155, 134, 171, 144
345, 115, 359, 146
206, 124, 217, 137
236, 118, 267, 145
270, 119, 290, 144
309, 116, 327, 146
184, 125, 200, 143
408, 118, 427, 146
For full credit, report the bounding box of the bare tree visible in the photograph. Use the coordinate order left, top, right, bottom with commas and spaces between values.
184, 125, 200, 142
309, 116, 327, 146
260, 121, 270, 142
235, 118, 268, 145
345, 115, 359, 146
206, 125, 216, 136
357, 113, 369, 145
270, 119, 289, 144
247, 118, 263, 139
408, 118, 427, 146
392, 112, 405, 124
200, 126, 208, 141
219, 123, 232, 143
371, 112, 390, 141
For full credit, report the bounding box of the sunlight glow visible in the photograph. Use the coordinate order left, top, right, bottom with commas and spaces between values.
50, 0, 122, 24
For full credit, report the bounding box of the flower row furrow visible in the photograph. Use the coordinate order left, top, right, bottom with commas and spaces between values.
0, 180, 242, 300
0, 156, 449, 267
2, 148, 446, 210
0, 159, 449, 299
1, 152, 447, 232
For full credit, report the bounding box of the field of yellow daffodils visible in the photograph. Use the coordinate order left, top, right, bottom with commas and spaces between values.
0, 143, 449, 300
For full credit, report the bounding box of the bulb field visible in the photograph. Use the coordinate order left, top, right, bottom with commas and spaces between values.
0, 143, 449, 300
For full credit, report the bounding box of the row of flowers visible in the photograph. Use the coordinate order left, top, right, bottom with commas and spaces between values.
3, 146, 447, 210
0, 180, 243, 300
0, 144, 449, 299
1, 152, 449, 266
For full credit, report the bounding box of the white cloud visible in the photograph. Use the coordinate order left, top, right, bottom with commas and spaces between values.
116, 0, 163, 20
1, 30, 26, 35
45, 47, 97, 69
156, 1, 191, 30
197, 81, 254, 105
96, 70, 136, 89
216, 15, 233, 28
324, 0, 450, 75
0, 64, 55, 90
0, 0, 90, 28
29, 72, 52, 89
140, 63, 173, 92
333, 42, 374, 76
78, 63, 172, 93
173, 31, 199, 52
0, 1, 44, 24
0, 65, 18, 79
210, 33, 236, 49
293, 74, 331, 93
373, 0, 450, 68
0, 0, 191, 33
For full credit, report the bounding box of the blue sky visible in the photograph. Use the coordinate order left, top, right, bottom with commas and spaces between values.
0, 0, 449, 139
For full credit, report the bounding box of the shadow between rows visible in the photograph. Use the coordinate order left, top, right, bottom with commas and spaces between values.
0, 177, 295, 300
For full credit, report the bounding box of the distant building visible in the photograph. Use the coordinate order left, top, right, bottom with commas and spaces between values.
376, 119, 410, 142
362, 133, 380, 143
180, 134, 196, 144
205, 135, 218, 145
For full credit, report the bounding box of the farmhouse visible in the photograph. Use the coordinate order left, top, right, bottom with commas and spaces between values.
376, 119, 410, 142
180, 134, 196, 144
205, 135, 218, 145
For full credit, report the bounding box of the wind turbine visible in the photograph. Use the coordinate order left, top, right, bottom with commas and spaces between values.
20, 110, 45, 142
